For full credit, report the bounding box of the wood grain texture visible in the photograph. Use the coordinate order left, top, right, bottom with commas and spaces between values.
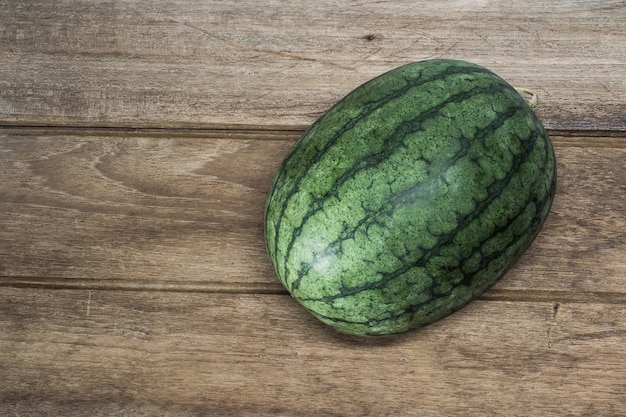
2, 287, 626, 417
1, 1, 625, 130
1, 130, 624, 295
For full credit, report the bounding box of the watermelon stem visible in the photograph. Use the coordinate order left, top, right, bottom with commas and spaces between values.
515, 87, 539, 108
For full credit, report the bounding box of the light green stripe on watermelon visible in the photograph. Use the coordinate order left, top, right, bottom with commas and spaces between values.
264, 59, 556, 336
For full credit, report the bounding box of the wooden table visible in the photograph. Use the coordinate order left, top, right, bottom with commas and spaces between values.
1, 2, 625, 416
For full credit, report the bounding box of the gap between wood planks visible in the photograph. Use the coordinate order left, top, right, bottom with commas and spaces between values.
1, 276, 626, 306
1, 124, 626, 146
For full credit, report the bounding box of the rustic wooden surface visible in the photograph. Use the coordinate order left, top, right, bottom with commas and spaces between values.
1, 1, 625, 416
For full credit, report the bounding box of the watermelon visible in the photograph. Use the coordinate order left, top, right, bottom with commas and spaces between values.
264, 59, 556, 336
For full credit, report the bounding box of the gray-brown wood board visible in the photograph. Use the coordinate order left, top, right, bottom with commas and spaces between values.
0, 1, 624, 130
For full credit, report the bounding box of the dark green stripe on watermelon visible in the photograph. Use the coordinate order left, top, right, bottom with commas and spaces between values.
264, 59, 556, 336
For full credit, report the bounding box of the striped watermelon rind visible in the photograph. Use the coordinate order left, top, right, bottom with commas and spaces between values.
264, 59, 556, 336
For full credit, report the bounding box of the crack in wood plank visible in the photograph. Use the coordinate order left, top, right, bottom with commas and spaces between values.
176, 20, 358, 73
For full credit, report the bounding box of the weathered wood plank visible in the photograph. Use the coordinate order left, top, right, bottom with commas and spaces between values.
1, 1, 624, 130
0, 131, 624, 293
1, 287, 625, 416
0, 131, 287, 283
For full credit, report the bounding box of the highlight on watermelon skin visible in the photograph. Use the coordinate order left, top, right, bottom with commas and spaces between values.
264, 59, 556, 336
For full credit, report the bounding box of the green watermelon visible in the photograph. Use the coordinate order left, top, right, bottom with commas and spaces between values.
264, 59, 556, 336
